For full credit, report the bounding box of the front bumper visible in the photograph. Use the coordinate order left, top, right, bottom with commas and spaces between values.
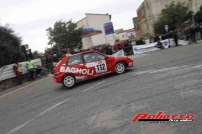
127, 60, 135, 70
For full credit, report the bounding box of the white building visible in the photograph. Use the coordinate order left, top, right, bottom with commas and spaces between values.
77, 13, 115, 49
114, 29, 136, 41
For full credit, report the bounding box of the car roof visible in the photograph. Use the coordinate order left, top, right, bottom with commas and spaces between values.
71, 51, 103, 56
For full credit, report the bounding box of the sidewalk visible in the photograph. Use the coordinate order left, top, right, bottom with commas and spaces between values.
0, 73, 51, 92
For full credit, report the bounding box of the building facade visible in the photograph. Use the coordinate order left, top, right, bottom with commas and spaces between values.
114, 28, 136, 41
77, 13, 115, 49
134, 0, 202, 39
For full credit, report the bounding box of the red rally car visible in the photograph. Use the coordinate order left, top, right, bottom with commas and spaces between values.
53, 51, 134, 88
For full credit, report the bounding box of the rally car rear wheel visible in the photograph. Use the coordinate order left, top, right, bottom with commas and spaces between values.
115, 62, 126, 74
63, 75, 76, 88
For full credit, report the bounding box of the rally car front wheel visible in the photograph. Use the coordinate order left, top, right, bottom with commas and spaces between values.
115, 62, 126, 74
63, 75, 76, 88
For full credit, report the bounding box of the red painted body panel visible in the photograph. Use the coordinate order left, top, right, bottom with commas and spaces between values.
53, 51, 134, 84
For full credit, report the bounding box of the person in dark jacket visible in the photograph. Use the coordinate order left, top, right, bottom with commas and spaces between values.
173, 31, 179, 46
106, 45, 113, 55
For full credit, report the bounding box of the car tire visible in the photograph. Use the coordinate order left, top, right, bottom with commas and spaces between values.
115, 62, 126, 74
63, 75, 76, 88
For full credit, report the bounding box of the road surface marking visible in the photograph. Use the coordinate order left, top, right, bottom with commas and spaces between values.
191, 64, 202, 69
6, 97, 70, 134
132, 66, 184, 75
82, 81, 106, 92
149, 65, 188, 74
149, 66, 182, 74
6, 118, 35, 134
134, 54, 148, 58
0, 76, 50, 100
133, 64, 202, 76
134, 70, 154, 75
37, 98, 70, 117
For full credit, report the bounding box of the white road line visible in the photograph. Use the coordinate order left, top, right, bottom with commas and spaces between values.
0, 84, 31, 99
6, 98, 70, 134
82, 81, 106, 93
6, 119, 35, 134
0, 77, 50, 99
133, 64, 202, 76
191, 64, 202, 69
134, 70, 154, 75
149, 66, 180, 74
5, 79, 105, 134
134, 54, 148, 58
149, 66, 188, 74
37, 98, 70, 117
166, 64, 202, 73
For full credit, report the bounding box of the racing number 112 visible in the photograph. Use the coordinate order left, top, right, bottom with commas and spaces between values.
96, 64, 106, 73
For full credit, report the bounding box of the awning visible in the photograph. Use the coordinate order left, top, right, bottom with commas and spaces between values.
82, 28, 102, 37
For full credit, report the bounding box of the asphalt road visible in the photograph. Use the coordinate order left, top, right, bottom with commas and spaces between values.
0, 43, 202, 134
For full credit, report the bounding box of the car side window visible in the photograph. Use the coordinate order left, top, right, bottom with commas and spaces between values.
83, 53, 105, 63
68, 55, 83, 65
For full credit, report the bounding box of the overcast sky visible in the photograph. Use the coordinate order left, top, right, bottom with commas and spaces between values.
0, 0, 143, 52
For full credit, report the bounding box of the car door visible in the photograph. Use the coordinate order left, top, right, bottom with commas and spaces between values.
104, 55, 115, 72
64, 54, 89, 80
83, 52, 108, 77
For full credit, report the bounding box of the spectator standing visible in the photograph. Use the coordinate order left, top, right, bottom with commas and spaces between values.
45, 55, 54, 73
26, 59, 36, 80
106, 45, 113, 55
154, 35, 160, 42
36, 65, 42, 77
199, 23, 202, 40
190, 27, 196, 43
173, 31, 179, 46
13, 62, 23, 84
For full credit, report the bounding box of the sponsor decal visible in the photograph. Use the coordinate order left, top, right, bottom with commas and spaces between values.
86, 60, 107, 73
86, 62, 97, 68
60, 66, 94, 75
131, 112, 194, 122
96, 63, 107, 73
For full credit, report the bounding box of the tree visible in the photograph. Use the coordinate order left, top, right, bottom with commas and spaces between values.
0, 25, 25, 67
33, 51, 41, 59
195, 6, 202, 23
154, 2, 192, 34
47, 20, 83, 54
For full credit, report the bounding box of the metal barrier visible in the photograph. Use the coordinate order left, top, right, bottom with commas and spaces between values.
133, 42, 159, 54
178, 40, 189, 46
133, 39, 176, 54
0, 59, 42, 82
113, 39, 190, 57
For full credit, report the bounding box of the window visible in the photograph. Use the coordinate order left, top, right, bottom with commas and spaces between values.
83, 53, 105, 63
68, 55, 83, 65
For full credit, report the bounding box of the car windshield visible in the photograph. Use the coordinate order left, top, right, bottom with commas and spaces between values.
112, 50, 125, 57
68, 55, 83, 65
83, 53, 105, 63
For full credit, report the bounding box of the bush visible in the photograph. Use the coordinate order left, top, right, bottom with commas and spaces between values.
135, 39, 145, 45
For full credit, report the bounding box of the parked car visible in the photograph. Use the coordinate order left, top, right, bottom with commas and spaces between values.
53, 51, 134, 88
